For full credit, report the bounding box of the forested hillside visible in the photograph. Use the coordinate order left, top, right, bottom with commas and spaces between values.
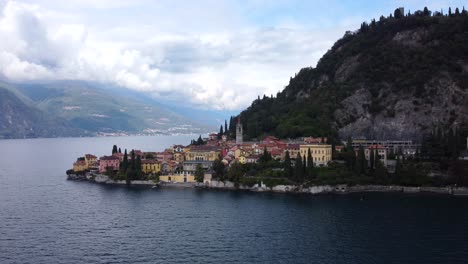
230, 7, 468, 142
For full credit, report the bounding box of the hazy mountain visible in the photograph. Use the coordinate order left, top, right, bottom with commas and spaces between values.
0, 80, 214, 138
231, 10, 468, 141
0, 84, 85, 139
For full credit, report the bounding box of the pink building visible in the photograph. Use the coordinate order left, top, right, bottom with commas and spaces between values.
99, 156, 120, 173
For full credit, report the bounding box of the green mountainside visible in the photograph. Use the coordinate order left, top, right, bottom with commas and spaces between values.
0, 85, 85, 138
231, 8, 468, 142
0, 81, 210, 138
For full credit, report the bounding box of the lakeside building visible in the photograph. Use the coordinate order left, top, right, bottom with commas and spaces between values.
73, 159, 87, 172
282, 144, 300, 161
141, 160, 161, 174
351, 139, 419, 156
364, 145, 388, 167
173, 152, 185, 163
160, 172, 195, 183
99, 156, 120, 173
299, 144, 332, 166
186, 145, 220, 161
183, 145, 221, 173
84, 154, 97, 168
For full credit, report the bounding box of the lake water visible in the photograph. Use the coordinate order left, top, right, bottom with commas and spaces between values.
1, 136, 468, 264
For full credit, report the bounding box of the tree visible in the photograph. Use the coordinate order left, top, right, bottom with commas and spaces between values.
228, 162, 243, 184
218, 125, 224, 139
423, 6, 431, 16
303, 156, 307, 176
224, 120, 228, 135
355, 146, 366, 175
394, 8, 403, 19
449, 7, 452, 16
135, 155, 142, 180
212, 155, 226, 180
294, 153, 304, 183
369, 149, 375, 170
112, 145, 118, 154
195, 164, 204, 183
374, 158, 389, 184
307, 148, 314, 179
259, 147, 272, 164
455, 7, 460, 15
118, 148, 121, 153
120, 149, 129, 175
284, 151, 293, 179
346, 136, 353, 152
197, 135, 205, 145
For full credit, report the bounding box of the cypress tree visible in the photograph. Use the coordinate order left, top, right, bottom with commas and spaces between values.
122, 149, 128, 172
112, 145, 118, 154
359, 146, 367, 174
307, 148, 314, 178
224, 120, 228, 135
369, 148, 375, 170
449, 7, 452, 16
303, 156, 307, 176
423, 6, 431, 16
295, 153, 303, 183
118, 148, 121, 154
197, 135, 204, 145
135, 155, 142, 180
284, 151, 292, 179
357, 146, 366, 175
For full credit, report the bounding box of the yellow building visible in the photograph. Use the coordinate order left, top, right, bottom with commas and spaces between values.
299, 144, 332, 166
234, 148, 252, 159
186, 146, 220, 161
73, 159, 87, 172
173, 152, 185, 163
160, 173, 195, 183
141, 160, 161, 174
84, 154, 97, 169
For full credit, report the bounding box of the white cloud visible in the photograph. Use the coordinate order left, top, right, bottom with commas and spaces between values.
4, 0, 459, 110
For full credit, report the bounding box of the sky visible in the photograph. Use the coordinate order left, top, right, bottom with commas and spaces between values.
0, 0, 466, 111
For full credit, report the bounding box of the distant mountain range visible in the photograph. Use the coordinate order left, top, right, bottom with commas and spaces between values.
0, 80, 219, 139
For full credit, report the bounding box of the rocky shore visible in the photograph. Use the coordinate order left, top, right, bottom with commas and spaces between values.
67, 172, 468, 196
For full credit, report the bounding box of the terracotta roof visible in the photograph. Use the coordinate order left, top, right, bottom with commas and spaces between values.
190, 145, 221, 152
368, 144, 386, 149
286, 144, 300, 149
85, 154, 97, 159
142, 160, 160, 164
100, 156, 120, 161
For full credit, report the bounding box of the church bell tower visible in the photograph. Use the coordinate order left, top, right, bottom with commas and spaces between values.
236, 117, 243, 145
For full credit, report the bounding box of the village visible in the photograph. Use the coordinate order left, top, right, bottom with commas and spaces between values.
68, 118, 456, 189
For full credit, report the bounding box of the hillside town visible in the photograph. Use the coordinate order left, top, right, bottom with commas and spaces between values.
68, 118, 468, 188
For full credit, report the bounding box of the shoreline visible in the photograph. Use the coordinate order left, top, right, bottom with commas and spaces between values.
67, 173, 468, 196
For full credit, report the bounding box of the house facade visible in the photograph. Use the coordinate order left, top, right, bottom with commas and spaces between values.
141, 160, 161, 174
365, 145, 388, 167
299, 144, 332, 166
99, 156, 120, 173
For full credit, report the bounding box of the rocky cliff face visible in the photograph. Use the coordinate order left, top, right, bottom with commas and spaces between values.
234, 12, 468, 141
334, 73, 468, 140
